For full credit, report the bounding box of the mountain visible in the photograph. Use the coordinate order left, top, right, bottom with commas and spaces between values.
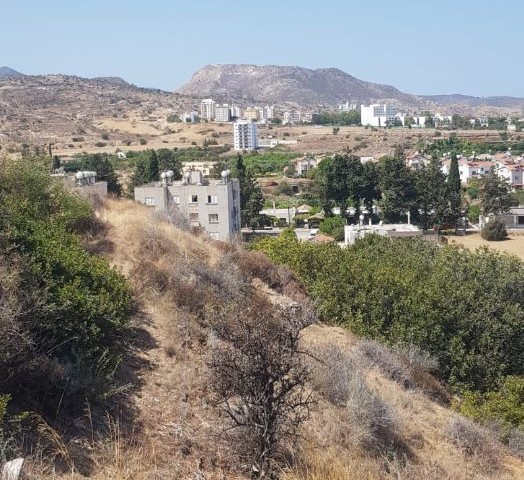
421, 93, 524, 110
177, 64, 524, 112
0, 66, 25, 78
176, 64, 422, 106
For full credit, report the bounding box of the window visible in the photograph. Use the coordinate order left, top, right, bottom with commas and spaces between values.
207, 195, 218, 204
171, 195, 180, 204
189, 212, 199, 221
209, 232, 220, 240
144, 197, 156, 206
190, 194, 198, 203
209, 213, 219, 223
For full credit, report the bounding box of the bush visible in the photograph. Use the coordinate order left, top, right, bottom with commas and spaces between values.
319, 215, 345, 241
467, 204, 481, 223
447, 415, 500, 472
481, 218, 507, 241
139, 138, 147, 145
0, 157, 134, 412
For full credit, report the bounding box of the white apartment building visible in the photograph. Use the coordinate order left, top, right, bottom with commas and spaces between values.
233, 121, 258, 151
283, 111, 301, 124
180, 111, 200, 123
200, 99, 216, 121
214, 104, 230, 122
230, 105, 242, 119
134, 170, 241, 241
360, 104, 398, 127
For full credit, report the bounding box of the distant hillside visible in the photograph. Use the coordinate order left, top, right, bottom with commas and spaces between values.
176, 64, 422, 106
0, 66, 25, 78
421, 93, 524, 110
177, 64, 524, 112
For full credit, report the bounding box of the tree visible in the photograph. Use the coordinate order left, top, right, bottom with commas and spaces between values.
315, 154, 365, 218
415, 157, 449, 229
208, 296, 314, 476
80, 153, 122, 195
479, 170, 518, 215
232, 155, 263, 228
52, 155, 61, 172
377, 154, 417, 223
129, 150, 161, 195
447, 153, 462, 222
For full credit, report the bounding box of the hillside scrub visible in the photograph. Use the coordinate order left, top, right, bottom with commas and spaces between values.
252, 233, 524, 394
0, 157, 134, 430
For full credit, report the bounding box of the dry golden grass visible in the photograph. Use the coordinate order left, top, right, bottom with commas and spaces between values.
25, 198, 524, 480
451, 232, 524, 261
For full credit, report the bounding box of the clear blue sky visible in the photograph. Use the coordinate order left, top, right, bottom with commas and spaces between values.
1, 0, 523, 97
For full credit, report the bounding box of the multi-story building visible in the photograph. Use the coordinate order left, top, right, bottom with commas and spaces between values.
243, 106, 260, 121
233, 121, 258, 151
134, 170, 241, 241
283, 111, 301, 124
360, 104, 398, 127
200, 99, 216, 121
230, 105, 242, 119
180, 111, 200, 123
214, 104, 230, 122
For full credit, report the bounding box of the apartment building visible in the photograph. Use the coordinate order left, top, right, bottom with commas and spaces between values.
360, 104, 398, 127
230, 105, 242, 119
283, 111, 301, 124
134, 170, 241, 241
200, 99, 216, 121
233, 120, 258, 151
243, 106, 260, 121
214, 104, 230, 122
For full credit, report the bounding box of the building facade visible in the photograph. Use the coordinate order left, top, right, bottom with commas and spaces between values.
214, 104, 230, 122
134, 170, 241, 241
233, 120, 258, 151
200, 99, 216, 121
360, 104, 397, 127
243, 106, 260, 121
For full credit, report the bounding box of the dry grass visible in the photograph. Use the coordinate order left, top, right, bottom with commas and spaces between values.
20, 197, 524, 480
451, 233, 524, 261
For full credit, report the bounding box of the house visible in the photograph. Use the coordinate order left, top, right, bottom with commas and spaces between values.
134, 170, 241, 241
344, 223, 422, 245
442, 158, 494, 183
496, 160, 523, 190
52, 171, 108, 197
499, 207, 524, 228
406, 152, 430, 170
182, 161, 217, 177
294, 156, 318, 176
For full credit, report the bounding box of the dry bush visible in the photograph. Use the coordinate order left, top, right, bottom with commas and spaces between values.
309, 345, 401, 455
447, 415, 501, 473
153, 204, 191, 232
355, 339, 415, 389
508, 428, 524, 460
208, 295, 316, 476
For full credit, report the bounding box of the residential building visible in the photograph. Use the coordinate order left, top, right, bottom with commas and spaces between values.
442, 158, 494, 183
52, 171, 108, 197
338, 101, 358, 111
261, 105, 274, 120
134, 170, 241, 241
283, 111, 301, 124
433, 114, 453, 127
230, 105, 242, 119
233, 120, 258, 151
180, 111, 200, 123
412, 116, 427, 128
345, 223, 422, 245
500, 207, 524, 228
360, 104, 397, 127
243, 107, 260, 121
182, 161, 217, 177
496, 159, 523, 190
214, 104, 230, 122
406, 152, 430, 170
200, 99, 215, 121
294, 156, 318, 176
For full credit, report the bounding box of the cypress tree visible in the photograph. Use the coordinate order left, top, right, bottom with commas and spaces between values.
447, 153, 462, 222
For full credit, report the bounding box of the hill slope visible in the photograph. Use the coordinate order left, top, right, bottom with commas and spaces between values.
0, 66, 25, 78
21, 198, 522, 480
176, 63, 421, 106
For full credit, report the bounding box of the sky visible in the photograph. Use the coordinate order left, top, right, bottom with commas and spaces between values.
1, 0, 523, 97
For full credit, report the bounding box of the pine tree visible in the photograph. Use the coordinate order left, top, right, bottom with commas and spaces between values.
447, 153, 462, 222
232, 155, 263, 228
415, 157, 448, 230
479, 170, 518, 215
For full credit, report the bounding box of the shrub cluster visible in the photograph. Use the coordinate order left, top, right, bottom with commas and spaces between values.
253, 233, 524, 394
0, 158, 134, 418
481, 218, 508, 241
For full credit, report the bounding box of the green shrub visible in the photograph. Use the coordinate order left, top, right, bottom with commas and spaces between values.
319, 215, 345, 241
467, 204, 481, 223
0, 157, 134, 411
481, 218, 507, 241
459, 376, 524, 430
253, 234, 524, 393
